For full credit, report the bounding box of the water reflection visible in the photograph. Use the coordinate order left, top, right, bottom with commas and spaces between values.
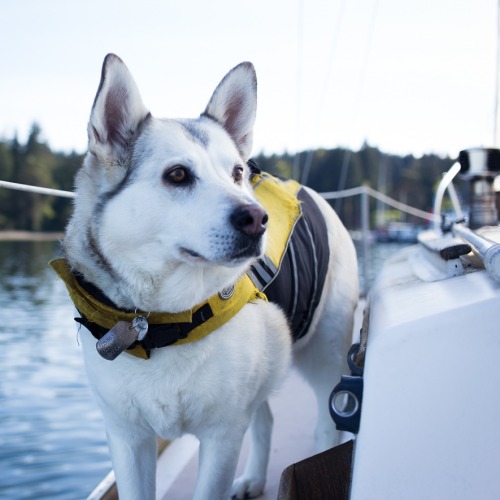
354, 240, 412, 293
0, 241, 111, 499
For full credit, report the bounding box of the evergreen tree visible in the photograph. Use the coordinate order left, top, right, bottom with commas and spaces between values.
11, 124, 56, 231
0, 141, 14, 227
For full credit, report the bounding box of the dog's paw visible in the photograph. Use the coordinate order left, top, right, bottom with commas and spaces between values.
230, 475, 265, 499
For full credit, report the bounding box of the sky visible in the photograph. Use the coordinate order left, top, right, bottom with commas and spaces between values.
0, 0, 498, 159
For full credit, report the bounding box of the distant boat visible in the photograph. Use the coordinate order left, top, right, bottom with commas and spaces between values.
375, 221, 422, 243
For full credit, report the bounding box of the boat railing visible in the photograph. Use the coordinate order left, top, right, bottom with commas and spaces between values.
320, 185, 433, 293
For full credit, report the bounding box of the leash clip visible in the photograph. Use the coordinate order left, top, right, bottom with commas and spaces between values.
132, 310, 149, 341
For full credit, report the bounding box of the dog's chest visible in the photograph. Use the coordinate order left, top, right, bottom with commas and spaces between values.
80, 329, 244, 438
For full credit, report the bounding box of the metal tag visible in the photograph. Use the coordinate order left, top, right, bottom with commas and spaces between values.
131, 316, 149, 341
96, 321, 138, 361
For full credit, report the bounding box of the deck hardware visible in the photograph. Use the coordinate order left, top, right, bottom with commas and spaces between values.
330, 375, 363, 434
452, 224, 500, 282
458, 148, 500, 228
347, 342, 363, 376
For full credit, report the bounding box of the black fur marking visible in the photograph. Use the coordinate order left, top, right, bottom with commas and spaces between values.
200, 111, 222, 127
94, 112, 153, 211
200, 112, 246, 156
138, 112, 153, 133
85, 112, 154, 281
93, 170, 134, 233
86, 225, 118, 280
179, 120, 209, 148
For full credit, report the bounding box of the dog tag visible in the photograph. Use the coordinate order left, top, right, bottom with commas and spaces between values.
96, 321, 138, 361
131, 316, 148, 341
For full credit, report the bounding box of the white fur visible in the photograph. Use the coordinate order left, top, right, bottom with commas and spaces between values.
63, 54, 358, 500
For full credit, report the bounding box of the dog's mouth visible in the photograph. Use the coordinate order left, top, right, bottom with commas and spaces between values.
228, 240, 263, 261
180, 239, 263, 265
180, 247, 209, 263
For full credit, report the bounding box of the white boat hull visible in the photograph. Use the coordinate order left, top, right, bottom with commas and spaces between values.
351, 243, 500, 500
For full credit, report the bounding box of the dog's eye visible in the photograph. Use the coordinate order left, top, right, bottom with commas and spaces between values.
232, 166, 244, 184
163, 166, 191, 186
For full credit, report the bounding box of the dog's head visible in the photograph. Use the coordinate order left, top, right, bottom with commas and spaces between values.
74, 55, 267, 288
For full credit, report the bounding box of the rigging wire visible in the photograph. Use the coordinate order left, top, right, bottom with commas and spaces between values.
292, 0, 305, 181
335, 0, 379, 213
299, 0, 347, 185
295, 0, 380, 206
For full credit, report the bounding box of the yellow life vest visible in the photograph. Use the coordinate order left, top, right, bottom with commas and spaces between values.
50, 173, 302, 360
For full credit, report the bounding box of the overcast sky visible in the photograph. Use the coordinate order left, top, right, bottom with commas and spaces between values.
1, 0, 498, 159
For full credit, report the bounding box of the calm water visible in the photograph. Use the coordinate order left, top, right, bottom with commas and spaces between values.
0, 241, 111, 499
0, 239, 409, 499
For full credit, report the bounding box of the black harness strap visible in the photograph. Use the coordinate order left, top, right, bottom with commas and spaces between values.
74, 274, 214, 356
75, 303, 214, 349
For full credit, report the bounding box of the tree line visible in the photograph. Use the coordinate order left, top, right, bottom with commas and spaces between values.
255, 144, 455, 228
0, 124, 456, 232
0, 124, 83, 231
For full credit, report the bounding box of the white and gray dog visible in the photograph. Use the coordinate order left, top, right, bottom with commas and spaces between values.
53, 54, 358, 499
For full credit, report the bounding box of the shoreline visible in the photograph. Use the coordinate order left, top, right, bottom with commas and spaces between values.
0, 230, 64, 241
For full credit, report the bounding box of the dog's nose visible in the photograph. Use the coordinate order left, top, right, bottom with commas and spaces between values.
230, 204, 268, 236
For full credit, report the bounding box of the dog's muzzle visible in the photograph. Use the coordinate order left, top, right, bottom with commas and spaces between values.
228, 203, 268, 260
230, 203, 268, 237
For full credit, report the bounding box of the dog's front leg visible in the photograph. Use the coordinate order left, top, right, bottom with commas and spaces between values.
231, 401, 272, 499
194, 428, 247, 500
106, 428, 157, 500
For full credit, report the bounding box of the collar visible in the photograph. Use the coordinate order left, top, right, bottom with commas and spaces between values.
50, 257, 266, 359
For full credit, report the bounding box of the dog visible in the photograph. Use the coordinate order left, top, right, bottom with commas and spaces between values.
52, 54, 359, 500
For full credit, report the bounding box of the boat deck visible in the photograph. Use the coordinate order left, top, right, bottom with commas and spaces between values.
158, 369, 317, 499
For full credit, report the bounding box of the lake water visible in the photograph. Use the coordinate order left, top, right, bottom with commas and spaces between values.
0, 239, 409, 499
0, 241, 111, 499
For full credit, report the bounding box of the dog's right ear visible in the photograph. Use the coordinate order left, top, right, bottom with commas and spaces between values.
88, 54, 149, 164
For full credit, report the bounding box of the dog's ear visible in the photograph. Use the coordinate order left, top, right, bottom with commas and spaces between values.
88, 54, 149, 163
203, 62, 257, 160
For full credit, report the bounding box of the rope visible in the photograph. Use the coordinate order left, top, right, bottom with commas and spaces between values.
320, 185, 367, 199
0, 180, 75, 199
0, 179, 434, 221
364, 186, 434, 221
321, 185, 434, 221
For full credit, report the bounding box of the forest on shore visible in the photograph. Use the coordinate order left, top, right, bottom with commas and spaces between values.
0, 123, 456, 232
